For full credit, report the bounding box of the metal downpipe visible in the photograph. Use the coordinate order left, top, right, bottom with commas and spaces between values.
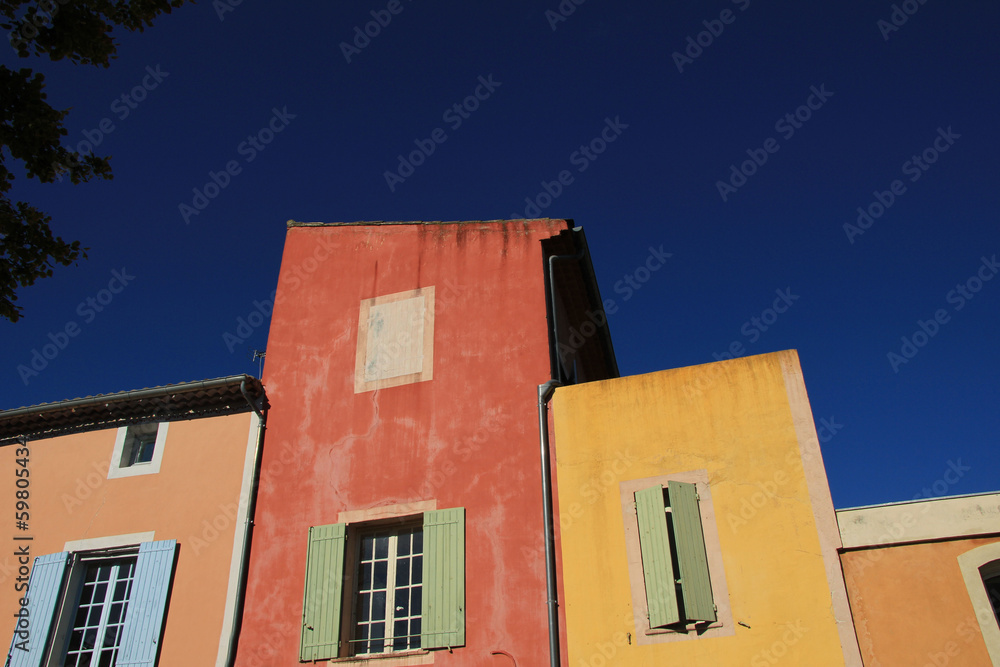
226, 384, 267, 666
538, 379, 562, 667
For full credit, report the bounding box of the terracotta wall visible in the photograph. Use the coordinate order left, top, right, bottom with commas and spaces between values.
237, 220, 571, 666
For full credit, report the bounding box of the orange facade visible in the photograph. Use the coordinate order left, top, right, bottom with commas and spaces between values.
838, 494, 1000, 666
841, 539, 994, 665
0, 401, 261, 665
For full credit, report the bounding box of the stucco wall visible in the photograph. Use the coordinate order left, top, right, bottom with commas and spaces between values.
552, 350, 859, 666
841, 537, 998, 666
237, 220, 570, 666
0, 411, 256, 665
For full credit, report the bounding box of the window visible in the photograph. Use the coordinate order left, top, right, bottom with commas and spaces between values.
353, 525, 423, 655
619, 472, 732, 645
121, 424, 157, 467
6, 540, 176, 667
63, 557, 136, 666
958, 542, 1000, 665
108, 423, 168, 479
635, 481, 716, 628
300, 508, 464, 661
985, 573, 1000, 626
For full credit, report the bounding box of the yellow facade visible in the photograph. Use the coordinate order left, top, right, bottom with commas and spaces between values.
552, 350, 860, 666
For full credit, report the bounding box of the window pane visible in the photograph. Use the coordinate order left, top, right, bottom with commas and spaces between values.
393, 620, 408, 650
411, 587, 421, 617
412, 530, 423, 554
372, 591, 386, 620
396, 589, 409, 617
396, 558, 410, 588
375, 535, 389, 559
373, 561, 387, 590
358, 592, 371, 622
136, 436, 156, 463
412, 555, 423, 583
360, 562, 372, 589
361, 536, 374, 560
370, 622, 385, 653
397, 533, 411, 556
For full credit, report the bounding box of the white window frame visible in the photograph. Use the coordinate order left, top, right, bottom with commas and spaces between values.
57, 553, 138, 667
349, 523, 424, 656
7, 535, 175, 667
108, 422, 168, 479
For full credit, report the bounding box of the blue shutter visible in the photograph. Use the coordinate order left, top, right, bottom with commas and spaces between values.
300, 524, 347, 661
116, 540, 177, 666
7, 551, 70, 667
421, 508, 465, 649
635, 485, 680, 627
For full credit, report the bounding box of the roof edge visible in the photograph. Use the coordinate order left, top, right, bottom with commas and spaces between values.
286, 218, 570, 228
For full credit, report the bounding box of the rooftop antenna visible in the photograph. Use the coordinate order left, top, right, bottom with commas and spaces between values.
250, 349, 266, 378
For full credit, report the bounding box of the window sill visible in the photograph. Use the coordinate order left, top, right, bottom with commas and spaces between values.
328, 649, 433, 667
646, 619, 724, 636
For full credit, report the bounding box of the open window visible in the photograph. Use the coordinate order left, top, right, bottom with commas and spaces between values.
108, 423, 168, 479
620, 471, 732, 645
300, 508, 464, 661
6, 540, 177, 667
635, 481, 716, 628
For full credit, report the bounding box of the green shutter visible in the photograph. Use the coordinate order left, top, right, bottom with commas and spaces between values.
421, 508, 465, 648
668, 481, 716, 622
300, 523, 347, 661
635, 485, 680, 627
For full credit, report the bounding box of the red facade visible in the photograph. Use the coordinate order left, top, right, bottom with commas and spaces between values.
236, 220, 613, 666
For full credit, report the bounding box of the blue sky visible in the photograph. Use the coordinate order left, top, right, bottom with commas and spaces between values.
2, 0, 998, 509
